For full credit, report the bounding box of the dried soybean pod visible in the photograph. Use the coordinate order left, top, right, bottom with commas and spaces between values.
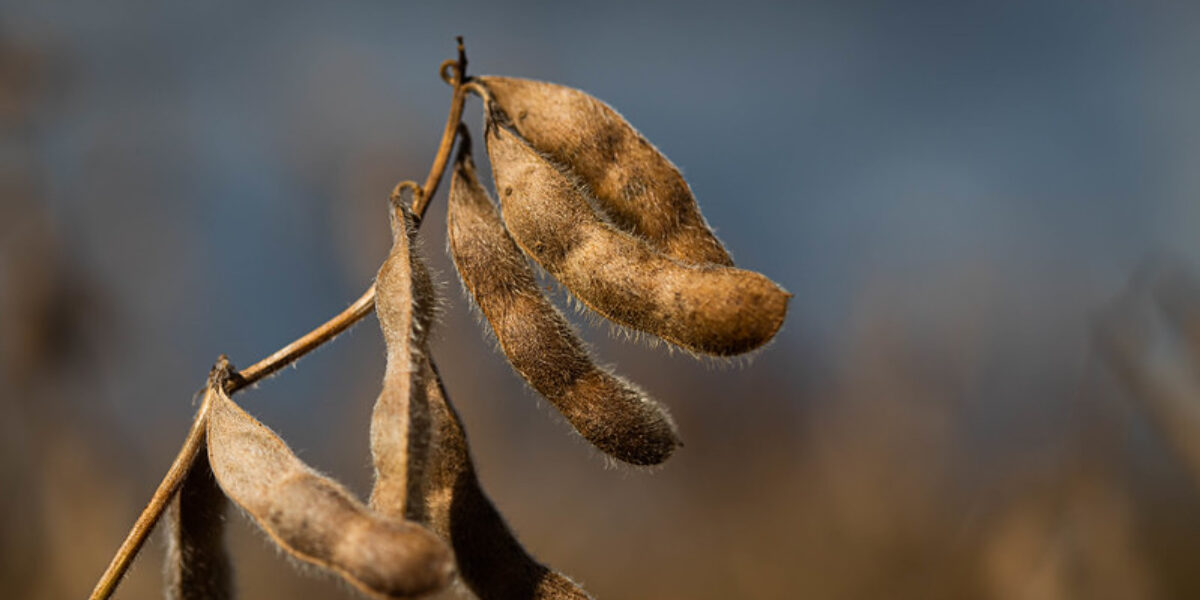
369, 196, 437, 520
205, 382, 454, 599
448, 142, 680, 465
476, 75, 733, 266
416, 356, 591, 600
164, 434, 231, 600
485, 123, 790, 357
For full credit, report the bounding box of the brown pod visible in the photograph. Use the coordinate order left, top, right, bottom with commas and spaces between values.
485, 123, 790, 357
164, 437, 231, 600
205, 384, 454, 598
448, 144, 680, 465
476, 75, 733, 266
369, 198, 437, 519
414, 356, 591, 600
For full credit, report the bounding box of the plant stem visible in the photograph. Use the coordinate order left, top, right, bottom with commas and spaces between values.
232, 285, 377, 391
414, 35, 468, 221
88, 39, 470, 600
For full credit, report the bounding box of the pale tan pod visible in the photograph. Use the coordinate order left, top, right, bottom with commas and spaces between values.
476, 75, 734, 266
369, 198, 437, 520
448, 144, 680, 465
205, 383, 454, 598
414, 356, 592, 600
485, 122, 790, 357
164, 435, 231, 600
365, 184, 589, 597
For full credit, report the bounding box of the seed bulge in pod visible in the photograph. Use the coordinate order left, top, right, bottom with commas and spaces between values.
485, 122, 790, 357
448, 142, 680, 465
477, 75, 733, 266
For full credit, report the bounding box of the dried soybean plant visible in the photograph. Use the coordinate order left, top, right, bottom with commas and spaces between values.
90, 38, 790, 600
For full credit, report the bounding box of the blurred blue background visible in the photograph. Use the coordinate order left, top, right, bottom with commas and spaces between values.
4, 2, 1200, 598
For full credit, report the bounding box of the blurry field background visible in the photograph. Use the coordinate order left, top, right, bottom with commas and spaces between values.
4, 2, 1200, 599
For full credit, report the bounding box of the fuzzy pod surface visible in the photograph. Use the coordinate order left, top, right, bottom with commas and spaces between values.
370, 198, 437, 520
485, 123, 790, 357
448, 146, 680, 465
165, 437, 231, 600
477, 75, 733, 266
411, 356, 592, 600
205, 385, 454, 598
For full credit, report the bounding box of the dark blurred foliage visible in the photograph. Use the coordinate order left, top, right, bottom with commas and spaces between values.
3, 2, 1200, 599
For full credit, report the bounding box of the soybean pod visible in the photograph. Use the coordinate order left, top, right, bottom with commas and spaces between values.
485, 121, 790, 357
413, 356, 591, 600
369, 197, 437, 520
476, 75, 733, 266
205, 380, 453, 599
448, 140, 680, 465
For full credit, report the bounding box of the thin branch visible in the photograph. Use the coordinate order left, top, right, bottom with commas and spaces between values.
233, 284, 376, 391
414, 35, 468, 221
89, 38, 472, 600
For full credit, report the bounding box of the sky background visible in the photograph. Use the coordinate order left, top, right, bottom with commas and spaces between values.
4, 2, 1200, 598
